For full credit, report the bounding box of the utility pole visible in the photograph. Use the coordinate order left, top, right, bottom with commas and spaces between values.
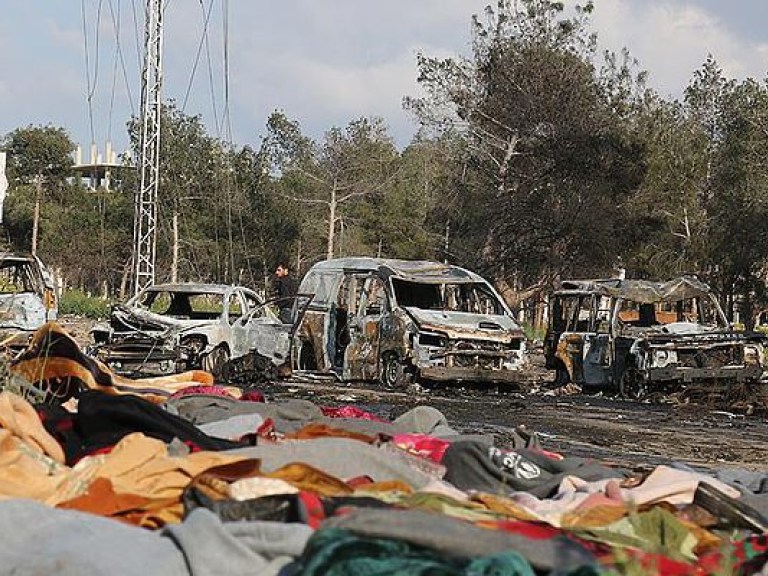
171, 210, 179, 283
31, 175, 42, 256
132, 0, 163, 296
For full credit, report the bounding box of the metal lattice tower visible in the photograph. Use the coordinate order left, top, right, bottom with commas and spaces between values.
132, 0, 163, 296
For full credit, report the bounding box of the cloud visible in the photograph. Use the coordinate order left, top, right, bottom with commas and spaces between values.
7, 1, 768, 153
199, 1, 487, 147
591, 0, 768, 98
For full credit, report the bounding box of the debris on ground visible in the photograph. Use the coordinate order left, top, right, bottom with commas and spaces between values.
1, 323, 768, 574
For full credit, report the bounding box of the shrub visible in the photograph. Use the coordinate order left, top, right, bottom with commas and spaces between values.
58, 289, 111, 319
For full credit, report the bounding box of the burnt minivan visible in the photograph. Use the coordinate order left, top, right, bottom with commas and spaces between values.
295, 258, 527, 387
544, 276, 767, 399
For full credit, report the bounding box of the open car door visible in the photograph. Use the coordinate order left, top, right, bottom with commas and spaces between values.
229, 294, 312, 380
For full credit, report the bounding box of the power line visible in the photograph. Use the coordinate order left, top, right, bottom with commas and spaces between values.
80, 0, 103, 145
201, 0, 220, 136
106, 0, 136, 142
221, 0, 232, 142
181, 0, 215, 115
130, 0, 142, 73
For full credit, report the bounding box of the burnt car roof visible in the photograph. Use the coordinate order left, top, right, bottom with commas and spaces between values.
308, 257, 486, 284
556, 276, 713, 304
143, 283, 241, 295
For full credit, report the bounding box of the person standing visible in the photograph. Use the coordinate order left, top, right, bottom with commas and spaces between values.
273, 262, 298, 322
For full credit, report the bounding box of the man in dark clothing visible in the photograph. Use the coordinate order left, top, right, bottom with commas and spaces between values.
273, 263, 298, 323
274, 263, 298, 299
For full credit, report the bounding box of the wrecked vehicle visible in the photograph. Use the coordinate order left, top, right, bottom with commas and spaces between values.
90, 283, 309, 381
544, 276, 767, 399
0, 253, 57, 353
295, 258, 527, 387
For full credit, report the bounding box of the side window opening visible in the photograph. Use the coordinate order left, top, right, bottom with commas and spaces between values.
574, 295, 593, 332
359, 276, 387, 316
596, 296, 612, 333
165, 294, 192, 317
556, 295, 594, 332
0, 262, 38, 294
392, 278, 442, 309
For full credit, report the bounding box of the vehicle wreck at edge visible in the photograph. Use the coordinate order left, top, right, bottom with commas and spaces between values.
0, 253, 58, 354
295, 257, 528, 388
89, 283, 309, 381
544, 276, 768, 400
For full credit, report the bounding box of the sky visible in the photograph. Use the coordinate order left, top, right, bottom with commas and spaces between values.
1, 0, 767, 158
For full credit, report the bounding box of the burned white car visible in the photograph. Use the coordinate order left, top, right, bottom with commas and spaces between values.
296, 258, 527, 387
544, 276, 767, 399
90, 283, 309, 381
0, 253, 58, 353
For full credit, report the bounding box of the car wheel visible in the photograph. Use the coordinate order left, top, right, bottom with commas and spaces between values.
553, 363, 570, 387
203, 346, 230, 382
619, 365, 647, 400
380, 352, 412, 389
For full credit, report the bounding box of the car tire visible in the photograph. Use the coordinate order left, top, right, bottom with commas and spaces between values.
380, 352, 412, 389
619, 365, 647, 400
553, 363, 570, 387
203, 345, 230, 383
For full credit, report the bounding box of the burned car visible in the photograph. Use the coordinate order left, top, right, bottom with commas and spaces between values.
295, 258, 527, 387
544, 276, 767, 399
90, 283, 309, 380
0, 253, 58, 353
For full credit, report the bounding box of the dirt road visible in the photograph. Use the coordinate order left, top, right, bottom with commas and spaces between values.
262, 376, 768, 474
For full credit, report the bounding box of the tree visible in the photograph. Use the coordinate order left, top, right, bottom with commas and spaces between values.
2, 125, 75, 255
701, 76, 768, 324
619, 95, 710, 279
406, 0, 645, 292
363, 134, 459, 260
126, 102, 296, 289
261, 111, 401, 262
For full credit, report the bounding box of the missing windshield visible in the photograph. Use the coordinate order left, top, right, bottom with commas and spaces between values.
392, 278, 502, 314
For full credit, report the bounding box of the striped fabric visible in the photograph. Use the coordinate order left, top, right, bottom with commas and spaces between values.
10, 322, 219, 404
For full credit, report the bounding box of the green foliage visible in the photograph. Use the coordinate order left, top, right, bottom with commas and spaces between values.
59, 289, 112, 319
521, 323, 546, 342
408, 0, 646, 289
3, 125, 75, 186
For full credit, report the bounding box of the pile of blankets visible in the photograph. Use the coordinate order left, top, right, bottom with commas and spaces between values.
1, 322, 768, 575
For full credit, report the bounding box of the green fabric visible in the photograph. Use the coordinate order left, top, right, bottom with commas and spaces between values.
580, 506, 698, 561
402, 492, 500, 522
299, 527, 537, 576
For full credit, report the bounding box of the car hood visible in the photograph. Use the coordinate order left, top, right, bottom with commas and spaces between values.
111, 306, 214, 336
0, 293, 47, 331
404, 307, 523, 341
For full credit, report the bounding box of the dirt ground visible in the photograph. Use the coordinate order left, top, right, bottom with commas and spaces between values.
59, 315, 768, 475
260, 376, 768, 474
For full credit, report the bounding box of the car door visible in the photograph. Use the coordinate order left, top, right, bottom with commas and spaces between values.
549, 293, 602, 385
582, 295, 612, 385
230, 294, 312, 366
343, 274, 387, 381
218, 289, 246, 349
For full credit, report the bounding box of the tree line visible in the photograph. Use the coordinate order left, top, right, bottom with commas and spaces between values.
2, 0, 768, 327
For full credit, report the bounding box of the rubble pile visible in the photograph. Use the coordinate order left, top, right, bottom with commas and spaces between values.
1, 323, 768, 575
